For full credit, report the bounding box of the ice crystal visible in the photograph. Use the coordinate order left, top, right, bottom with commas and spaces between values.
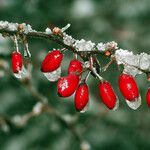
45, 28, 52, 34
96, 42, 105, 51
43, 67, 61, 82
74, 39, 95, 51
139, 53, 150, 70
7, 23, 18, 31
97, 41, 118, 52
112, 97, 119, 111
123, 65, 142, 77
126, 96, 141, 110
80, 102, 89, 113
115, 49, 150, 76
24, 24, 33, 33
0, 21, 9, 29
105, 41, 118, 50
61, 23, 71, 32
63, 33, 75, 46
14, 66, 30, 79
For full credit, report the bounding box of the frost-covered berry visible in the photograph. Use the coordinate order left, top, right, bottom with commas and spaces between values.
41, 50, 63, 72
146, 88, 150, 108
57, 74, 79, 97
68, 59, 83, 75
74, 83, 89, 111
11, 51, 23, 73
98, 81, 118, 110
119, 73, 141, 110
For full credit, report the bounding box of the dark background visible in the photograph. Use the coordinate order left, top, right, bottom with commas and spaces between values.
0, 0, 150, 149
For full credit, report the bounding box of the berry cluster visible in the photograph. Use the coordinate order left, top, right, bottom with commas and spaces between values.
11, 49, 150, 112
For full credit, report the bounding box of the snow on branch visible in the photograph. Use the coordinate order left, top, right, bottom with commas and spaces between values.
0, 21, 150, 78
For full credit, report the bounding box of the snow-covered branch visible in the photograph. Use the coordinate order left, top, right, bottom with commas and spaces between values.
0, 21, 150, 79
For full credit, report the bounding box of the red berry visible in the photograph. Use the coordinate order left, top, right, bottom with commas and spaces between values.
68, 59, 83, 75
11, 51, 23, 73
146, 88, 150, 107
41, 50, 63, 72
74, 83, 89, 111
119, 73, 139, 101
98, 81, 117, 109
57, 74, 79, 97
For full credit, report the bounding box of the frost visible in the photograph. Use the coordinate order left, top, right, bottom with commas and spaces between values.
63, 33, 75, 46
24, 24, 34, 33
97, 41, 118, 52
80, 102, 89, 113
60, 77, 69, 91
112, 97, 119, 111
125, 96, 141, 110
96, 42, 105, 51
0, 21, 9, 29
123, 66, 142, 77
32, 102, 43, 115
74, 39, 95, 51
105, 41, 118, 50
83, 61, 90, 68
45, 28, 52, 34
7, 23, 18, 31
139, 53, 150, 70
43, 67, 61, 82
115, 49, 150, 76
24, 42, 31, 57
115, 49, 137, 65
0, 21, 18, 31
14, 66, 30, 79
12, 115, 27, 127
61, 23, 71, 32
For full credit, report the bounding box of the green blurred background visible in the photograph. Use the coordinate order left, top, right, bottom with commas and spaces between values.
0, 0, 150, 149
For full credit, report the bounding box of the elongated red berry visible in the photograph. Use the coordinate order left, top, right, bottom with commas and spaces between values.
146, 88, 150, 107
11, 51, 23, 73
74, 83, 89, 111
68, 59, 83, 75
41, 50, 63, 72
98, 81, 117, 109
57, 74, 79, 97
119, 73, 139, 101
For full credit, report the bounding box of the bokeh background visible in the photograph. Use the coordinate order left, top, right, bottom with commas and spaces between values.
0, 0, 150, 149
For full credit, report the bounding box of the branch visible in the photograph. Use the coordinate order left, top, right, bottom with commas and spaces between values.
0, 21, 150, 79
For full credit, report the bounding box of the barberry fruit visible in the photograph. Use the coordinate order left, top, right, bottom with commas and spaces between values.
119, 73, 139, 101
119, 73, 141, 110
11, 51, 23, 73
41, 50, 63, 72
146, 88, 150, 107
74, 83, 89, 111
57, 74, 79, 97
98, 81, 118, 110
68, 59, 83, 75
